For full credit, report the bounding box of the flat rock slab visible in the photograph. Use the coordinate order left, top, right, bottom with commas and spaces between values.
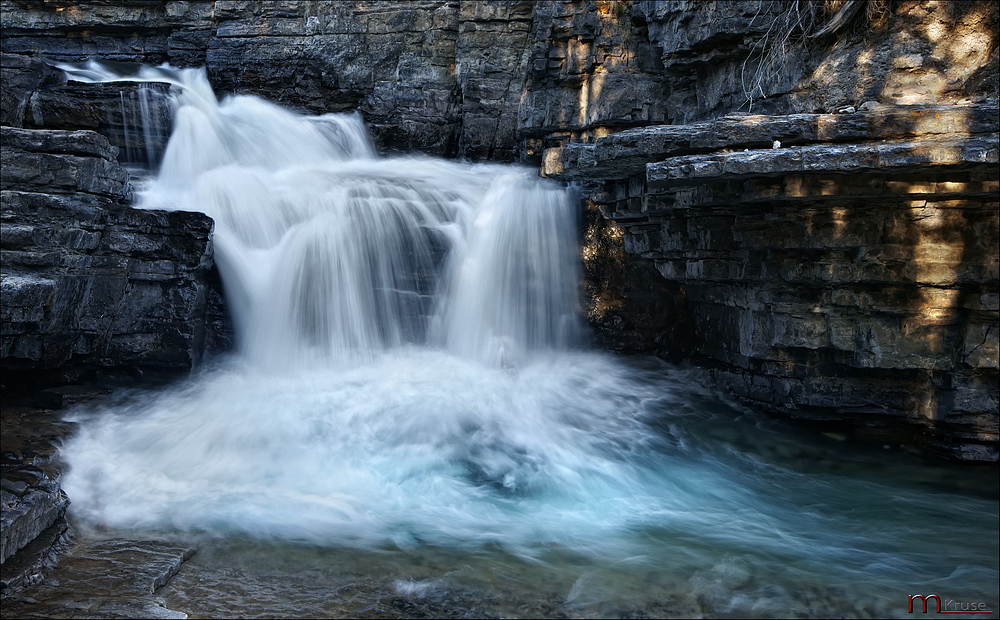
545, 104, 1000, 181
2, 538, 195, 619
1, 403, 76, 568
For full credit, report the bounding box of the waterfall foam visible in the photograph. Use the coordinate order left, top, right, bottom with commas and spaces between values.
55, 61, 997, 616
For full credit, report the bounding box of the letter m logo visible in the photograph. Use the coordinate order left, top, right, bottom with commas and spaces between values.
908, 594, 943, 613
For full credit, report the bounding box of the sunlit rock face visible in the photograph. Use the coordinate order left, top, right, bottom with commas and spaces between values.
637, 1, 999, 119
545, 104, 999, 461
7, 1, 993, 160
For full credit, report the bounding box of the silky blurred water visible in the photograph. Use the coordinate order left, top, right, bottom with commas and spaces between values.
55, 61, 999, 618
64, 356, 998, 618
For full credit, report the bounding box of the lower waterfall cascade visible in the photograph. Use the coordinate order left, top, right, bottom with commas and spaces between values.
52, 61, 997, 617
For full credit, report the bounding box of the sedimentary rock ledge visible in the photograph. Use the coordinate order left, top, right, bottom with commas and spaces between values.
2, 538, 195, 619
1, 127, 229, 389
645, 134, 998, 184
544, 105, 1000, 181
0, 400, 77, 594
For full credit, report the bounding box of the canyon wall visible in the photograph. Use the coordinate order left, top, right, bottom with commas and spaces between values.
1, 0, 997, 459
5, 1, 995, 154
547, 105, 998, 460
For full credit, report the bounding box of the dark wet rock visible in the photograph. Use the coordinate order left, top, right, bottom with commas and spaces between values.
0, 488, 67, 567
0, 480, 29, 496
1, 538, 195, 618
1, 50, 173, 167
1, 127, 131, 199
36, 385, 114, 408
204, 0, 538, 159
0, 516, 70, 596
1, 127, 231, 390
1, 125, 120, 161
0, 400, 79, 593
24, 81, 173, 168
51, 539, 196, 596
0, 53, 65, 128
0, 0, 214, 67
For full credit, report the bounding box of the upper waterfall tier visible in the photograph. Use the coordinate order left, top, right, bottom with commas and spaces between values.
57, 60, 584, 368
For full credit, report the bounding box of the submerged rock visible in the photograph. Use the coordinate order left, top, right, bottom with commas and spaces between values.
1, 538, 195, 619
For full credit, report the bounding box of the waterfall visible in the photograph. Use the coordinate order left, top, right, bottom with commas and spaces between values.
54, 61, 997, 616
116, 85, 166, 169
59, 60, 583, 368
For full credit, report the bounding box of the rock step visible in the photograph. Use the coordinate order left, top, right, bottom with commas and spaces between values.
1, 127, 130, 200
544, 105, 1000, 181
0, 517, 70, 595
1, 538, 194, 619
646, 135, 999, 186
0, 488, 68, 567
1, 127, 230, 385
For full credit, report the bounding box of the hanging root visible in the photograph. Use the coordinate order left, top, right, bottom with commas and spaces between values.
741, 0, 874, 112
741, 0, 822, 112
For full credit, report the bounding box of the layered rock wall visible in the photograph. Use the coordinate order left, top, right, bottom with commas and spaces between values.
1, 126, 229, 388
547, 104, 999, 460
3, 1, 997, 154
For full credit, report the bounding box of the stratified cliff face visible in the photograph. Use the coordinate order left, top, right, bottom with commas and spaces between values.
546, 105, 999, 460
1, 125, 231, 388
2, 0, 663, 159
6, 1, 995, 153
1, 0, 997, 459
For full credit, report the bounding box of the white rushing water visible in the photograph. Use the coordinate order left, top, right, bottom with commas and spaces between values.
59, 60, 583, 369
57, 61, 997, 616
